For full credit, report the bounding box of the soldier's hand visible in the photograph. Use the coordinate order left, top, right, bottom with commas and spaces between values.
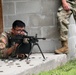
14, 43, 19, 49
62, 2, 70, 11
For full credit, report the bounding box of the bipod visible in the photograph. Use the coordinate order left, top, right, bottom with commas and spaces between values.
26, 42, 45, 60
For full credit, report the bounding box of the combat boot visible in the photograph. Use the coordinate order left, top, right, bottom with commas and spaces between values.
54, 41, 68, 54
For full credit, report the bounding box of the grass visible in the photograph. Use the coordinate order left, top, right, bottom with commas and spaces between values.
37, 59, 76, 75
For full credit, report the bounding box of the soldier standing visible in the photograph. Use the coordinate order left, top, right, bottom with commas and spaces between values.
55, 0, 76, 54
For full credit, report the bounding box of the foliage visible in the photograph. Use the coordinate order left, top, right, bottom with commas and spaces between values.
38, 59, 76, 75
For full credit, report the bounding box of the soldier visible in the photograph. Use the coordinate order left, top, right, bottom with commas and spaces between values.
0, 20, 31, 59
55, 0, 76, 54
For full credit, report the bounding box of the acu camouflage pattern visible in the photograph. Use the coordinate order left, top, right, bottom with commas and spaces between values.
57, 0, 76, 41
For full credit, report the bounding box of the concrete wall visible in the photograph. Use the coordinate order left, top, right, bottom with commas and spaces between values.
2, 0, 61, 53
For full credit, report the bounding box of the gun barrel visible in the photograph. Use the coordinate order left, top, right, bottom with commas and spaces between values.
37, 38, 46, 40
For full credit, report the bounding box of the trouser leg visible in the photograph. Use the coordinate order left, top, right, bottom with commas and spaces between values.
55, 4, 72, 54
57, 8, 72, 41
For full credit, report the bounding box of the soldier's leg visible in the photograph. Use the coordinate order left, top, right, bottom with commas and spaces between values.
55, 6, 72, 54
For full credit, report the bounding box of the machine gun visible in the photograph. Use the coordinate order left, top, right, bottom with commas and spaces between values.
25, 34, 46, 60
11, 34, 46, 60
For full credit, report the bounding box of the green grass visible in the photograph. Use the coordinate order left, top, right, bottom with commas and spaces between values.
38, 59, 76, 75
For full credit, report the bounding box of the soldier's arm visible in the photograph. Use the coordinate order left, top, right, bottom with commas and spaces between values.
3, 44, 18, 57
0, 41, 19, 58
62, 0, 70, 11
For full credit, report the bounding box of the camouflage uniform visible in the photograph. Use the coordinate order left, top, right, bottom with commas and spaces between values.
0, 31, 29, 58
57, 0, 76, 41
0, 32, 10, 58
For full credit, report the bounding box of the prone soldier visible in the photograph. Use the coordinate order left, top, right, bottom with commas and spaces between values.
0, 20, 31, 59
